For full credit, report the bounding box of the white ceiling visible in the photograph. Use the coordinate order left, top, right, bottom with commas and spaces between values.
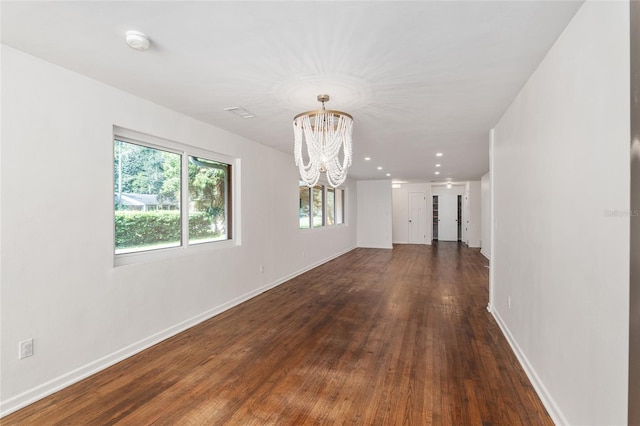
1, 1, 583, 183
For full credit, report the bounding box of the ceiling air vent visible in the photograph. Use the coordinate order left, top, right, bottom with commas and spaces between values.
224, 107, 255, 119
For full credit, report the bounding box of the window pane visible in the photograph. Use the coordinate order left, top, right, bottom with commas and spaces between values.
312, 184, 324, 227
188, 156, 230, 244
299, 184, 311, 229
114, 139, 181, 254
336, 189, 344, 224
326, 188, 335, 225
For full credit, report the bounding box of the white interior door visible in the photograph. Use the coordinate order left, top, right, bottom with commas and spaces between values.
408, 192, 426, 244
438, 194, 458, 241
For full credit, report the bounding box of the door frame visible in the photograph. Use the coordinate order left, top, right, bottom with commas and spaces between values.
437, 194, 458, 241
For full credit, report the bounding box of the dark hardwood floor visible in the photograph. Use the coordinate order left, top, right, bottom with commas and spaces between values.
3, 243, 552, 425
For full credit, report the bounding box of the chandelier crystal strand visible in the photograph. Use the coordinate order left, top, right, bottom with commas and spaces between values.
293, 95, 353, 188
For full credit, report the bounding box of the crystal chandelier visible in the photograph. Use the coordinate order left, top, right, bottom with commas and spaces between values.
293, 94, 353, 188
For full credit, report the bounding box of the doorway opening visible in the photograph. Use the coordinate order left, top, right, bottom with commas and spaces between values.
432, 194, 462, 242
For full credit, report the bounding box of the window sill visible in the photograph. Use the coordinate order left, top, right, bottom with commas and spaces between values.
114, 239, 238, 267
299, 223, 348, 232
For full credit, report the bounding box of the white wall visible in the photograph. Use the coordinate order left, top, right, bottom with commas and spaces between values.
465, 181, 481, 248
491, 2, 629, 424
392, 183, 430, 244
357, 180, 393, 249
0, 46, 358, 415
431, 184, 465, 197
480, 172, 491, 259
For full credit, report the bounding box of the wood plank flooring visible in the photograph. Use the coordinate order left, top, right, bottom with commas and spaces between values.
3, 243, 553, 425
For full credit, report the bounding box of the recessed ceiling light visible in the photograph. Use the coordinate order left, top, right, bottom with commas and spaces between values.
364, 157, 371, 161
224, 106, 255, 119
126, 30, 151, 51
436, 152, 443, 157
392, 184, 402, 189
435, 164, 441, 167
435, 171, 440, 175
386, 173, 391, 177
377, 166, 383, 170
446, 183, 452, 189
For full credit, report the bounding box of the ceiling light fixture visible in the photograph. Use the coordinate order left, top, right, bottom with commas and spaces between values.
377, 166, 383, 170
435, 171, 440, 175
436, 152, 443, 157
294, 94, 353, 188
364, 157, 371, 161
435, 164, 441, 167
386, 173, 391, 177
126, 30, 151, 51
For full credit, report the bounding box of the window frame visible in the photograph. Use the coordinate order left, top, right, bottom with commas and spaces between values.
299, 185, 312, 229
326, 187, 335, 226
187, 155, 232, 246
114, 127, 240, 266
335, 187, 345, 225
312, 184, 325, 228
299, 181, 347, 230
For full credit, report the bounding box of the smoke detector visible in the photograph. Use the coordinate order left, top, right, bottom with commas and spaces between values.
126, 31, 150, 51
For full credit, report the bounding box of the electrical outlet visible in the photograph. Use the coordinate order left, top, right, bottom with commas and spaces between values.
19, 338, 33, 359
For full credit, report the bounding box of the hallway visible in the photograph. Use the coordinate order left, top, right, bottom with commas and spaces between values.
4, 244, 551, 425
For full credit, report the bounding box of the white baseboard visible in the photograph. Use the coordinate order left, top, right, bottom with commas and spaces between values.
357, 244, 393, 249
481, 249, 490, 259
490, 308, 568, 426
392, 241, 431, 246
0, 246, 356, 418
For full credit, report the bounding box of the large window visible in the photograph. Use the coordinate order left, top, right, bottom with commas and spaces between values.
114, 136, 232, 256
299, 182, 345, 229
